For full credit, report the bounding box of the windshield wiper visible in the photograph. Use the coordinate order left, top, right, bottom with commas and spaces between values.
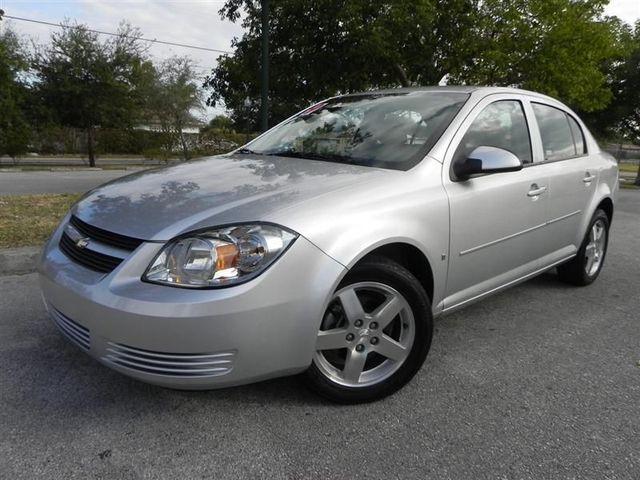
235, 147, 259, 155
266, 150, 362, 164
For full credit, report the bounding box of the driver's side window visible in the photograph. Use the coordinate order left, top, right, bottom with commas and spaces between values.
454, 100, 532, 165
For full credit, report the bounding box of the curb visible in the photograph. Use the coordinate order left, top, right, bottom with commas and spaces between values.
0, 247, 41, 275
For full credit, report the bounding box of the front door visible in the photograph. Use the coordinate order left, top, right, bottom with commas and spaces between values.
442, 96, 549, 310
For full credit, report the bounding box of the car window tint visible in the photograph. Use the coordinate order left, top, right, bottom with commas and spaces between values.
454, 100, 532, 165
532, 103, 577, 161
567, 114, 586, 155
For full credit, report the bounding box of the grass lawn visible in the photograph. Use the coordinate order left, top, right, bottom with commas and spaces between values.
619, 163, 639, 174
0, 194, 81, 248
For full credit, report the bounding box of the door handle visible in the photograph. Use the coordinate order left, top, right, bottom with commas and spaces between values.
583, 172, 596, 183
527, 184, 547, 197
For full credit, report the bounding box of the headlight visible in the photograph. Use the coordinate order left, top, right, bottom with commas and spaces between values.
143, 224, 298, 288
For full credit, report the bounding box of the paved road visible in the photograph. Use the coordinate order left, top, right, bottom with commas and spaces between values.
0, 170, 139, 195
1, 191, 639, 479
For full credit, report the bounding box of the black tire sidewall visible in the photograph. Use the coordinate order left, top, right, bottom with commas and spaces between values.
305, 256, 433, 403
563, 209, 610, 285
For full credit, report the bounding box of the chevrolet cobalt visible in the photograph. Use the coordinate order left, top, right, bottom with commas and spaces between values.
39, 87, 618, 403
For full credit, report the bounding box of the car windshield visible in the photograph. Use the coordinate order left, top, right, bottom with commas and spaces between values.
242, 91, 469, 170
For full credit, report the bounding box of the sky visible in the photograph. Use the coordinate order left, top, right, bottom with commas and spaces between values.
0, 1, 244, 69
0, 1, 246, 118
1, 0, 638, 118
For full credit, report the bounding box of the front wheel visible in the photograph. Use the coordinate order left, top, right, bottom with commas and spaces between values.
557, 209, 610, 286
304, 256, 433, 403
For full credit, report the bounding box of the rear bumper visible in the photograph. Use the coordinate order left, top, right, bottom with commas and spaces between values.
38, 220, 346, 389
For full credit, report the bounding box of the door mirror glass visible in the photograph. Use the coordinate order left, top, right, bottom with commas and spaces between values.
453, 146, 523, 180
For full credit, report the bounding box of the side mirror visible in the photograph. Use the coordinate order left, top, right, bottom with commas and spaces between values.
453, 146, 523, 180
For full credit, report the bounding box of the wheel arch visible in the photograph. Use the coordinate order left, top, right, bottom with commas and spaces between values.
578, 174, 615, 243
348, 241, 435, 304
597, 197, 614, 224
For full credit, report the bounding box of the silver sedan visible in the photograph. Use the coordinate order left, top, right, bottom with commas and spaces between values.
39, 86, 618, 403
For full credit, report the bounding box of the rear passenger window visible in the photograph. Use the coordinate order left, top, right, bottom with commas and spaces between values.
532, 103, 585, 161
454, 100, 532, 164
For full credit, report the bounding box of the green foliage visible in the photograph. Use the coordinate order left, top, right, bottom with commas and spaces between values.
203, 115, 236, 132
451, 0, 622, 112
0, 27, 31, 158
206, 0, 630, 130
583, 20, 640, 143
206, 0, 465, 130
34, 21, 150, 165
94, 128, 161, 155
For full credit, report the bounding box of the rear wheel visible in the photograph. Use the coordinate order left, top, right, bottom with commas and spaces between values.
305, 256, 432, 403
557, 209, 609, 286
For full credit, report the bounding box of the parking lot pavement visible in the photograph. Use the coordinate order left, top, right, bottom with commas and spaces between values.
1, 192, 639, 479
0, 170, 137, 195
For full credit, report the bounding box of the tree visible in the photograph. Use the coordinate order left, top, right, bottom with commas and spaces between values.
574, 19, 640, 185
35, 21, 148, 166
204, 114, 235, 132
205, 0, 624, 130
0, 26, 31, 160
450, 0, 623, 113
206, 0, 476, 130
147, 56, 204, 160
587, 21, 640, 138
611, 22, 640, 185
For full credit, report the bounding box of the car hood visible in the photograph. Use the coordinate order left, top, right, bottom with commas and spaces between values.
72, 154, 385, 241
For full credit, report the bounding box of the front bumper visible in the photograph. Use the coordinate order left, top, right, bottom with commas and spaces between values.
38, 219, 346, 389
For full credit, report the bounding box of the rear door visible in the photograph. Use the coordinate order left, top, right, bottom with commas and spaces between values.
529, 103, 599, 254
442, 94, 550, 310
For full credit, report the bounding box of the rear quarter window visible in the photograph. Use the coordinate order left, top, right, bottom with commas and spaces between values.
567, 115, 586, 155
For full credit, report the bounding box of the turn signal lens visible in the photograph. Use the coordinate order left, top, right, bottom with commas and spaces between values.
143, 224, 297, 288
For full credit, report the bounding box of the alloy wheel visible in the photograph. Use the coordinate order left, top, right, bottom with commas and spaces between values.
313, 282, 415, 388
584, 218, 607, 277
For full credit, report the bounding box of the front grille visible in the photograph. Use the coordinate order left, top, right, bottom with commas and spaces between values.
69, 215, 143, 251
102, 343, 235, 378
50, 308, 91, 351
59, 232, 123, 273
59, 215, 144, 273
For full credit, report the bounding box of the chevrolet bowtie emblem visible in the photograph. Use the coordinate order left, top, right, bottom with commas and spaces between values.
64, 223, 90, 249
75, 237, 90, 249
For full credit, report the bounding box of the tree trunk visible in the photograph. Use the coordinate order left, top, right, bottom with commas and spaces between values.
179, 131, 190, 161
393, 63, 411, 87
635, 160, 640, 187
86, 126, 96, 167
260, 0, 270, 132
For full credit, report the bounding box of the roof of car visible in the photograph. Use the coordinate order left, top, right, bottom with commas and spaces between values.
340, 86, 478, 96
339, 85, 560, 102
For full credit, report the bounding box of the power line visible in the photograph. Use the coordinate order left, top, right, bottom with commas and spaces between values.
3, 14, 233, 55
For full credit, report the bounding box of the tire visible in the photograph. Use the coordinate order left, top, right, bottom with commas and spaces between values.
305, 256, 433, 403
557, 209, 610, 286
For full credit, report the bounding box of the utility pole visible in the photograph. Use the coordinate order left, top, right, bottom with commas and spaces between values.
260, 0, 269, 132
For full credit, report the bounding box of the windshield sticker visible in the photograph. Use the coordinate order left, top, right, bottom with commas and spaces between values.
300, 102, 328, 116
